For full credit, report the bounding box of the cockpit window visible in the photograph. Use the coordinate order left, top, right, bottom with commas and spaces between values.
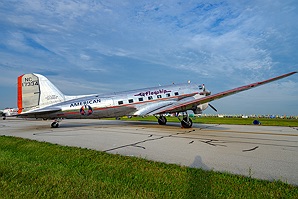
198, 85, 203, 90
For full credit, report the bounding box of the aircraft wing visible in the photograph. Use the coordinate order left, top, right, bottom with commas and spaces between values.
153, 71, 297, 114
18, 106, 62, 117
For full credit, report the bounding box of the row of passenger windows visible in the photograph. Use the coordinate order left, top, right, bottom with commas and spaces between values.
118, 92, 179, 105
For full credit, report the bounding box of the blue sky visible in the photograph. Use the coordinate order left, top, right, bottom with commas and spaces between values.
0, 0, 297, 115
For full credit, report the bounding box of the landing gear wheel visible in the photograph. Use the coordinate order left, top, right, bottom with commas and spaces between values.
181, 118, 192, 128
51, 121, 59, 128
158, 116, 167, 125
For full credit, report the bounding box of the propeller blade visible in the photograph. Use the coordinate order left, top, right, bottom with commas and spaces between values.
209, 104, 218, 112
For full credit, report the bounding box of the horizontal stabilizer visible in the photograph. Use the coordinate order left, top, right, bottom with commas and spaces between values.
18, 107, 61, 116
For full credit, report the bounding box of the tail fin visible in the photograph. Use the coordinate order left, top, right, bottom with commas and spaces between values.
18, 73, 65, 113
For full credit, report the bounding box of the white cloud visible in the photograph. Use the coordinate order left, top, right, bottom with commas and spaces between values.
80, 54, 90, 61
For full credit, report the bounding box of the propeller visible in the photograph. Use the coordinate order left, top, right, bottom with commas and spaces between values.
208, 104, 218, 112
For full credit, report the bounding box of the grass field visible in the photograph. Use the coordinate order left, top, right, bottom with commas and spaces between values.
0, 136, 297, 198
118, 116, 298, 127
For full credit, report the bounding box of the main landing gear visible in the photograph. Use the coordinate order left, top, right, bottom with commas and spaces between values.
177, 112, 193, 128
156, 113, 193, 128
180, 116, 193, 128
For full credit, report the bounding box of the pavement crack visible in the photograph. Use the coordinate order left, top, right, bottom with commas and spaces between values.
200, 139, 227, 147
104, 136, 164, 152
104, 128, 226, 152
133, 145, 146, 149
242, 146, 259, 152
174, 129, 195, 136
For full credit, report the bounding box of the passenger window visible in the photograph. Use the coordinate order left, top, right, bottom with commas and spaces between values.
174, 92, 179, 96
118, 101, 123, 105
157, 95, 162, 99
138, 98, 143, 102
128, 99, 133, 103
148, 96, 153, 100
166, 93, 171, 97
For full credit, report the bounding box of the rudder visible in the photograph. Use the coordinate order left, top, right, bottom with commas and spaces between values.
18, 73, 65, 113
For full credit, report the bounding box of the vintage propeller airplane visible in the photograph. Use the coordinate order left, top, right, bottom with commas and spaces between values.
1, 108, 18, 120
16, 71, 296, 128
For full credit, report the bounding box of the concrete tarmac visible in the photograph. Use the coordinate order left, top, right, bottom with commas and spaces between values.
1, 118, 298, 185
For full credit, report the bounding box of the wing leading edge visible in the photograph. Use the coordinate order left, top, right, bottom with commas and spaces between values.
154, 71, 297, 114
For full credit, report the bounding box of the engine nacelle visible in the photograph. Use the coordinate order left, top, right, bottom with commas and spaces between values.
192, 103, 208, 114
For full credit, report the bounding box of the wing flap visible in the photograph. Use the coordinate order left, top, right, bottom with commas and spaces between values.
155, 71, 297, 114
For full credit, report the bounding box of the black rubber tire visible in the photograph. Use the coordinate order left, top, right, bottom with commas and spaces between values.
158, 116, 167, 125
181, 118, 192, 128
51, 122, 59, 128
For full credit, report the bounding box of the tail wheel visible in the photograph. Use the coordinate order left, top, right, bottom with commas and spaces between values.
51, 121, 59, 128
181, 118, 192, 128
158, 116, 167, 125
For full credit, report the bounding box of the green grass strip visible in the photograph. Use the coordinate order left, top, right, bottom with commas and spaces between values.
0, 136, 297, 198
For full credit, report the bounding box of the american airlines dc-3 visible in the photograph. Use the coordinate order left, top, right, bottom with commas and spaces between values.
16, 72, 296, 128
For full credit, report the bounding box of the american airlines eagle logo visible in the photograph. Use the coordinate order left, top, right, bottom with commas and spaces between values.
80, 105, 93, 116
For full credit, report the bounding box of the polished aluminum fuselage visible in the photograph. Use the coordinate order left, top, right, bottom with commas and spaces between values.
26, 83, 206, 119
